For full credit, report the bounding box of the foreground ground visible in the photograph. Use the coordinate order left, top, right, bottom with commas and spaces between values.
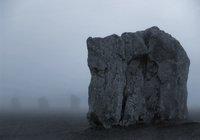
0, 111, 200, 140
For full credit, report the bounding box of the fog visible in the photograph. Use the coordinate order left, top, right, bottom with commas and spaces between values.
0, 0, 200, 112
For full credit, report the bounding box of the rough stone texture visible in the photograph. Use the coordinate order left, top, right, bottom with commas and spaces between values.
87, 27, 190, 128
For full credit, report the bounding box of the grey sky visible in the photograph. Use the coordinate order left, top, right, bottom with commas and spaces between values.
0, 0, 200, 109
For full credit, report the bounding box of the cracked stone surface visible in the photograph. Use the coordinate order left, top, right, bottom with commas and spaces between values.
86, 26, 190, 128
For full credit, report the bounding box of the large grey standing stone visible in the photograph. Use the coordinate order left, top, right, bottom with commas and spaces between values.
87, 27, 190, 128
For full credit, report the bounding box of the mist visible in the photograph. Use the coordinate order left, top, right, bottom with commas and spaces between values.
0, 0, 200, 112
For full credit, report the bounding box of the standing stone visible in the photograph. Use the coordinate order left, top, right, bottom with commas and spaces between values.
87, 27, 190, 128
69, 94, 81, 112
38, 97, 50, 111
10, 97, 21, 111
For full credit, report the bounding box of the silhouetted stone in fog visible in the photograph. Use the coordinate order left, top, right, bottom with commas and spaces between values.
10, 97, 21, 111
38, 97, 50, 110
70, 94, 81, 112
87, 26, 190, 128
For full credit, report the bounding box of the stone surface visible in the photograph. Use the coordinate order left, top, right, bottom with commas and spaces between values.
87, 27, 190, 128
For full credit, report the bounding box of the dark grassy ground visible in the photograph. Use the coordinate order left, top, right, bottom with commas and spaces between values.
0, 111, 200, 140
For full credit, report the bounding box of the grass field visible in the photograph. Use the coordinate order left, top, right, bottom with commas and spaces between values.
0, 111, 200, 140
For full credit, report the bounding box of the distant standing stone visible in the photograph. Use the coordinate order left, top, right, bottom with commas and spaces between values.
87, 27, 190, 128
70, 94, 81, 112
38, 97, 50, 111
